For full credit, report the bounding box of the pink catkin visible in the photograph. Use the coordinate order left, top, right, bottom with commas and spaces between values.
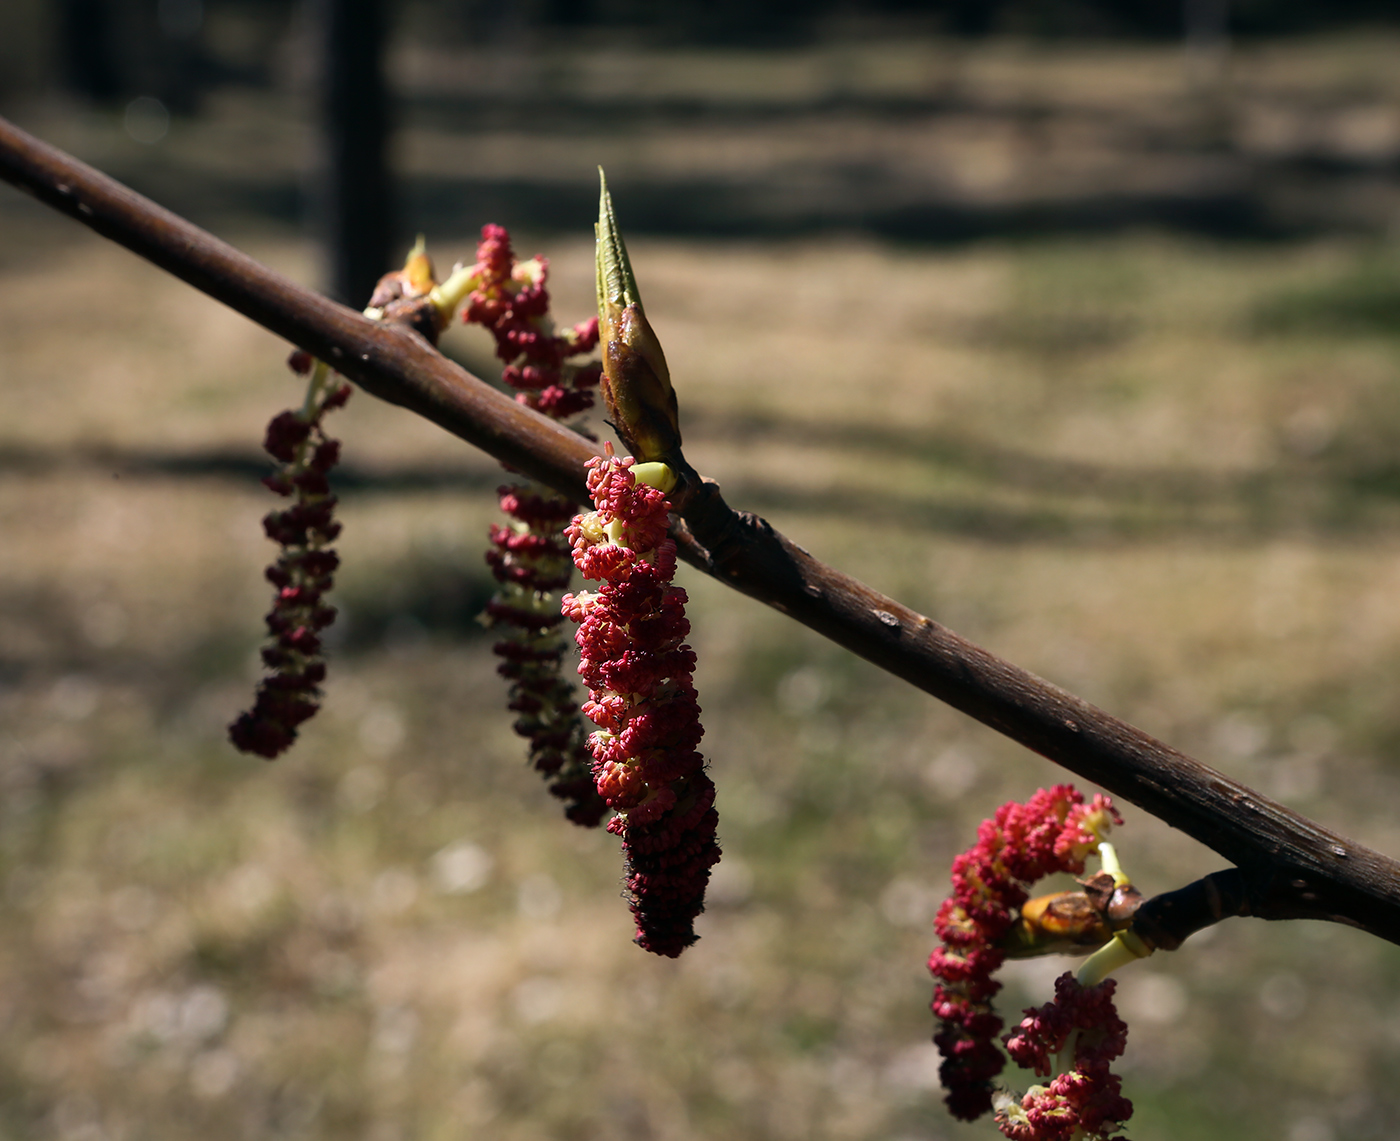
563, 452, 720, 956
229, 353, 350, 759
928, 786, 1120, 1122
464, 224, 607, 827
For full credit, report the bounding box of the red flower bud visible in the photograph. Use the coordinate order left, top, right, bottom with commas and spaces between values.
309, 439, 341, 472
321, 383, 353, 411
279, 626, 321, 656
263, 410, 311, 463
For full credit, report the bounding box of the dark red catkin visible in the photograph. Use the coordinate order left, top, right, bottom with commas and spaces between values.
229, 241, 471, 759
563, 452, 721, 956
461, 224, 607, 827
229, 352, 349, 758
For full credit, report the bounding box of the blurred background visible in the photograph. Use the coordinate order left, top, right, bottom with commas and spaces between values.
3, 3, 1400, 1140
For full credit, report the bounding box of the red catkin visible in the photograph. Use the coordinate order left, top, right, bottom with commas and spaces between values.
928, 785, 1120, 1121
229, 353, 349, 759
564, 451, 720, 956
463, 224, 606, 827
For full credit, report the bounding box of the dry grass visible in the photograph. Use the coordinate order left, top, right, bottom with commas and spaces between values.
5, 32, 1400, 1141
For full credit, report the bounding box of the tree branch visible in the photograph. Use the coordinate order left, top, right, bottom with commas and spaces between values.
1131, 870, 1251, 952
3, 114, 1397, 945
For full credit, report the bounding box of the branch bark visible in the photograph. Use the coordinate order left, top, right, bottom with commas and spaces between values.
3, 114, 1397, 945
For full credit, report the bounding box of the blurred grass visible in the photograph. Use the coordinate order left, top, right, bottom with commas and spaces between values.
1255, 254, 1400, 339
5, 34, 1400, 1141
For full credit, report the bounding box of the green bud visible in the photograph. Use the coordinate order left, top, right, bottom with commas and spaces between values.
595, 169, 683, 465
631, 462, 677, 493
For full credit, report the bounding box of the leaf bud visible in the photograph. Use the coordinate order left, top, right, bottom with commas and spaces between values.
595, 170, 683, 464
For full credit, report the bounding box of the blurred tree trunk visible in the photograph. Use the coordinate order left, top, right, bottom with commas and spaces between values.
319, 0, 392, 308
154, 0, 208, 115
59, 0, 123, 101
1183, 0, 1230, 88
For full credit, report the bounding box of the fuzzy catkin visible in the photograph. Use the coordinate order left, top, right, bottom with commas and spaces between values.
463, 224, 607, 826
563, 453, 720, 956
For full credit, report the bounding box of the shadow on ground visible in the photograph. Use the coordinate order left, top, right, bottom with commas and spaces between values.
6, 403, 1400, 546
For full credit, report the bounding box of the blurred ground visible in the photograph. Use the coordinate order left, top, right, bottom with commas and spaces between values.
3, 30, 1400, 1141
9, 30, 1400, 248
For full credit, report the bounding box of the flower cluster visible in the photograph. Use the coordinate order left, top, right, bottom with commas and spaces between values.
463, 223, 602, 417
229, 352, 349, 759
929, 785, 1120, 1121
462, 224, 608, 827
997, 972, 1133, 1140
562, 451, 720, 956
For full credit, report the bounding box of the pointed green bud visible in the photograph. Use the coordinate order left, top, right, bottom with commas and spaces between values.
597, 168, 644, 314
595, 169, 683, 465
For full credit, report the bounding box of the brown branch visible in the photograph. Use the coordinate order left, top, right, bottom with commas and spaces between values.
1131, 870, 1252, 952
3, 114, 1397, 945
0, 117, 596, 505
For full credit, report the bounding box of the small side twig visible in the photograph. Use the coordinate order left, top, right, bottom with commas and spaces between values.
1130, 870, 1251, 952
